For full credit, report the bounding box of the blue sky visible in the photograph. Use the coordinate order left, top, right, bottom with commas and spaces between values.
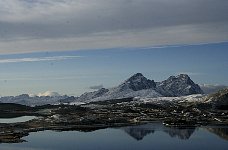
0, 42, 227, 96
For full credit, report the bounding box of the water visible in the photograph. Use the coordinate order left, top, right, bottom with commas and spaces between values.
0, 116, 36, 123
0, 122, 227, 150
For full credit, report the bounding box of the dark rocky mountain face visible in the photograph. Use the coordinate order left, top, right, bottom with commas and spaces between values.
119, 73, 156, 91
60, 96, 77, 103
156, 74, 204, 97
206, 88, 228, 109
200, 84, 228, 94
76, 73, 204, 102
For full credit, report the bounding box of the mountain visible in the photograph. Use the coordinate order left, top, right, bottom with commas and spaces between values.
156, 74, 203, 97
0, 93, 69, 106
199, 84, 228, 94
77, 88, 109, 101
76, 73, 163, 102
76, 73, 204, 102
118, 73, 156, 91
0, 73, 205, 105
204, 88, 228, 109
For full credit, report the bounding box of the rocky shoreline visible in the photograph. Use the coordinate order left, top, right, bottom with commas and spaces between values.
0, 98, 228, 143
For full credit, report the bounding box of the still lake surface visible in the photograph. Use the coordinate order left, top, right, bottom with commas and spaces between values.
1, 122, 227, 150
0, 116, 36, 123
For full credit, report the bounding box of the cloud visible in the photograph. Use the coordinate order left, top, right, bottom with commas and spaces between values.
0, 146, 45, 150
0, 0, 227, 53
0, 76, 80, 81
36, 91, 61, 97
89, 84, 104, 90
0, 74, 110, 82
0, 55, 82, 63
177, 72, 203, 76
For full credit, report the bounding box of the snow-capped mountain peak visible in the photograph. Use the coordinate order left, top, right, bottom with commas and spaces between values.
75, 73, 204, 102
156, 74, 204, 97
0, 73, 205, 105
0, 91, 69, 106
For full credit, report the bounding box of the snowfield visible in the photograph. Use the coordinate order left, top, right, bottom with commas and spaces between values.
135, 94, 205, 104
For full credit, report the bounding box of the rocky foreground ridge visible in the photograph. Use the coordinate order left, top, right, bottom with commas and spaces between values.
0, 88, 227, 143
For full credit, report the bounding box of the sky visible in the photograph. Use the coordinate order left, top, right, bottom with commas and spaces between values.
0, 0, 227, 96
0, 42, 227, 96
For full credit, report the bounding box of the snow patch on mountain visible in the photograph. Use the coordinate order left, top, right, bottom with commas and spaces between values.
76, 73, 204, 102
90, 88, 162, 102
156, 74, 203, 97
136, 94, 205, 104
203, 88, 228, 109
76, 73, 162, 102
0, 73, 207, 106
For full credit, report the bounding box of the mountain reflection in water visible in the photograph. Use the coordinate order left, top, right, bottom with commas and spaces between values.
122, 122, 228, 141
206, 127, 228, 141
1, 122, 228, 150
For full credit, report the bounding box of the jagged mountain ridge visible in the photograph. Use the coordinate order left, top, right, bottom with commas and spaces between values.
199, 84, 228, 94
0, 73, 205, 105
156, 74, 203, 97
76, 73, 204, 102
204, 88, 228, 109
119, 73, 156, 91
0, 94, 69, 106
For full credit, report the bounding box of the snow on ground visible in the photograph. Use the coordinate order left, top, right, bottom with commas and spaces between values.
135, 94, 205, 104
72, 94, 206, 107
69, 102, 86, 105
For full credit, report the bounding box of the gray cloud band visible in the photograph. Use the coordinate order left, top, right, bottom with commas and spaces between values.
0, 56, 82, 63
0, 0, 227, 53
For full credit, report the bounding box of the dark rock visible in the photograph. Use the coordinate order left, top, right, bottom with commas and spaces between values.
206, 88, 228, 110
119, 73, 156, 91
156, 74, 204, 96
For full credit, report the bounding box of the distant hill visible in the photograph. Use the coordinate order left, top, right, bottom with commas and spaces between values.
0, 94, 69, 106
